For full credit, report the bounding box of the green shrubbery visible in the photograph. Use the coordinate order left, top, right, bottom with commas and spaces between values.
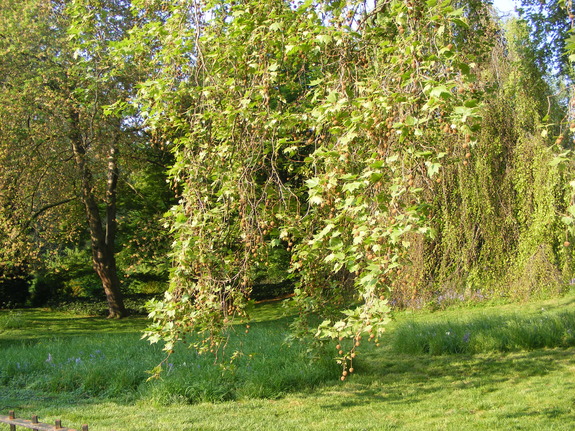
0, 267, 30, 307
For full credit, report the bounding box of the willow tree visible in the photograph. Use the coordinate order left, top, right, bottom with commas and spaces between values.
396, 16, 574, 307
0, 0, 144, 317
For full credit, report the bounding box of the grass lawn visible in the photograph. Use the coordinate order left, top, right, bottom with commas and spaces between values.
1, 292, 575, 430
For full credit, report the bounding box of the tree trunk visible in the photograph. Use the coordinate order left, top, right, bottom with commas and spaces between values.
92, 241, 126, 319
70, 109, 127, 318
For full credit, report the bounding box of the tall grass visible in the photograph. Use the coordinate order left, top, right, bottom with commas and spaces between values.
0, 334, 156, 398
142, 320, 339, 404
0, 311, 27, 331
0, 317, 338, 404
391, 309, 575, 355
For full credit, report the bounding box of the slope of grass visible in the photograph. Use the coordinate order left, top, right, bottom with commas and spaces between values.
1, 291, 575, 430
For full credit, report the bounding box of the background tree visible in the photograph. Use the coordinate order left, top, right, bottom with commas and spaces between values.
518, 0, 574, 77
0, 0, 169, 317
0, 0, 83, 303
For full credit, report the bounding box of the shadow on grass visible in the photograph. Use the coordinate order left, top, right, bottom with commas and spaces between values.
0, 301, 293, 346
319, 347, 575, 411
0, 310, 148, 348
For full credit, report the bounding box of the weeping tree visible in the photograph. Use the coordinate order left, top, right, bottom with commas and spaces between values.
399, 17, 574, 307
116, 0, 488, 375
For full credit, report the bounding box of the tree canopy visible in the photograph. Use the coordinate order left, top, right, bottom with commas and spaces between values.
0, 0, 171, 316
114, 0, 573, 372
1, 0, 574, 374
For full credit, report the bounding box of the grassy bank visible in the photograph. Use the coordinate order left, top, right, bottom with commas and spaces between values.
1, 291, 575, 430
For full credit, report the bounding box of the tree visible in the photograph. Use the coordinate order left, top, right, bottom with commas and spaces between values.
0, 0, 81, 285
0, 0, 150, 317
407, 16, 572, 306
518, 0, 573, 77
125, 0, 486, 374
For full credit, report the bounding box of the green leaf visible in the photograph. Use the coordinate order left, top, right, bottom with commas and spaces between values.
415, 150, 434, 157
316, 223, 335, 241
425, 161, 441, 178
285, 44, 298, 55
405, 115, 417, 126
370, 172, 383, 182
327, 91, 338, 103
342, 181, 364, 192
430, 85, 452, 99
306, 177, 320, 189
309, 195, 324, 205
451, 18, 469, 29
269, 22, 283, 32
456, 62, 471, 75
448, 7, 465, 17
316, 34, 333, 44
549, 156, 569, 167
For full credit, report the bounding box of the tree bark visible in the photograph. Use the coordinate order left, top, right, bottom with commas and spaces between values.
70, 109, 127, 318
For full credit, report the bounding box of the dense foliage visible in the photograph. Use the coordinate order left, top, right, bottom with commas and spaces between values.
104, 0, 567, 373
409, 17, 571, 307
1, 0, 575, 374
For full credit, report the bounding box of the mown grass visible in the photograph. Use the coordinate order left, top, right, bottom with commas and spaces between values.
1, 291, 575, 430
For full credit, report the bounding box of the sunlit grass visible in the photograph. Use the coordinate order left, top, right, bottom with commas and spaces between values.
0, 311, 27, 332
391, 309, 575, 355
1, 291, 575, 430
